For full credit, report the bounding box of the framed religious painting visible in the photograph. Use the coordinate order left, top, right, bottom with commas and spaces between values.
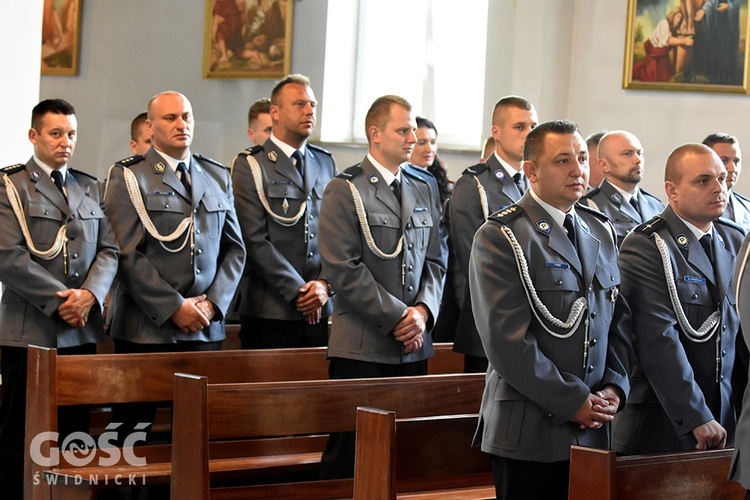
204, 0, 293, 78
41, 0, 82, 76
623, 0, 750, 93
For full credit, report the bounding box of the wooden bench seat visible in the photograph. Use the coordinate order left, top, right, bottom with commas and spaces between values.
27, 343, 465, 499
170, 373, 486, 499
568, 445, 745, 499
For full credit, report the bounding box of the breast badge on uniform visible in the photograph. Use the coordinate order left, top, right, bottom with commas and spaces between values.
536, 219, 551, 234
494, 169, 505, 181
675, 234, 689, 248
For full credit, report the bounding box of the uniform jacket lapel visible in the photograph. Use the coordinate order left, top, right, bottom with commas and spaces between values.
188, 157, 207, 209
601, 180, 640, 222
65, 172, 86, 215
487, 155, 522, 202
362, 158, 401, 218
575, 213, 600, 287
303, 149, 320, 196
400, 174, 417, 230
665, 208, 715, 284
521, 195, 582, 275
270, 144, 304, 190
27, 159, 69, 214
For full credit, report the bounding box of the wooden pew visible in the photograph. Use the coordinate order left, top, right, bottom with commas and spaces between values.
352, 407, 494, 499
169, 372, 485, 499
568, 445, 745, 499
26, 342, 463, 499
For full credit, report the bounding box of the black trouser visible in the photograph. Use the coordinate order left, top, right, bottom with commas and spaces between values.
239, 316, 329, 349
0, 343, 96, 500
319, 357, 428, 479
491, 454, 570, 500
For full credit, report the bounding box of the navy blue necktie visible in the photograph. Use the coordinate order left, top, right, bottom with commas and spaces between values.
51, 170, 66, 200
564, 214, 577, 250
176, 162, 191, 197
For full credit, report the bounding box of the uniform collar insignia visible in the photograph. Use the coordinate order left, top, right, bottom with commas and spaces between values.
536, 219, 551, 234
154, 162, 166, 173
30, 170, 42, 181
716, 232, 725, 247
493, 169, 505, 182
268, 151, 278, 162
578, 217, 590, 233
675, 233, 689, 249
369, 175, 379, 185
610, 193, 622, 204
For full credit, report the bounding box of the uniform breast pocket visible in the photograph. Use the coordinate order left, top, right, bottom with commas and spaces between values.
367, 211, 401, 253
145, 194, 188, 236
594, 261, 620, 321
676, 277, 714, 327
201, 194, 230, 238
28, 201, 63, 245
77, 199, 105, 242
533, 266, 580, 319
409, 211, 433, 252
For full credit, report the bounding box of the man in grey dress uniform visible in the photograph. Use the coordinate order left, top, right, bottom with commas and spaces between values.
232, 75, 337, 348
317, 95, 447, 478
704, 133, 750, 232
613, 143, 744, 455
582, 130, 664, 246
451, 96, 538, 373
470, 120, 630, 499
0, 99, 119, 499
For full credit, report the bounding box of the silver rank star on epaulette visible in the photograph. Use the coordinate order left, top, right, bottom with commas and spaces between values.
498, 205, 517, 217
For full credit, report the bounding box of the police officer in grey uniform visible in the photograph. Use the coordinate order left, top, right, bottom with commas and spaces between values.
582, 130, 664, 246
318, 95, 447, 479
105, 90, 245, 350
613, 143, 744, 455
232, 74, 337, 349
0, 99, 119, 499
470, 120, 630, 499
450, 96, 538, 373
703, 133, 750, 232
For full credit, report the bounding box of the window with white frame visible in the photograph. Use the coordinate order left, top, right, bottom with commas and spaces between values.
321, 0, 488, 149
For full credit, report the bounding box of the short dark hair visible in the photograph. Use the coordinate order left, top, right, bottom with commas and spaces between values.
31, 99, 75, 131
416, 116, 437, 135
665, 143, 716, 183
248, 98, 271, 127
271, 74, 311, 105
523, 120, 580, 163
492, 96, 533, 126
585, 130, 607, 148
365, 95, 412, 143
130, 112, 148, 141
702, 132, 738, 148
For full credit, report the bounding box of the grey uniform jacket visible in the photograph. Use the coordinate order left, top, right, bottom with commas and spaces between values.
0, 159, 119, 348
104, 147, 245, 344
726, 190, 750, 233
582, 179, 664, 246
613, 207, 743, 454
232, 140, 337, 321
730, 231, 750, 488
451, 156, 525, 357
469, 193, 630, 462
319, 158, 447, 364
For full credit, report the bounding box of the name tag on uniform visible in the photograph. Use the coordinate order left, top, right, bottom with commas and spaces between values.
273, 180, 293, 185
684, 276, 706, 284
154, 191, 174, 196
545, 262, 569, 269
414, 207, 428, 212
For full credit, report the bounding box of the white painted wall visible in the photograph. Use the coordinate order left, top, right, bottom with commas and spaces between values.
0, 0, 43, 166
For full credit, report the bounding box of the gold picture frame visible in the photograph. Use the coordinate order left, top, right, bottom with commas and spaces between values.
204, 0, 293, 79
41, 0, 82, 76
623, 0, 750, 93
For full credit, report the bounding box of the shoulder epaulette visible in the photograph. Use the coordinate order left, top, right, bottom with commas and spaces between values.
640, 188, 662, 202
194, 153, 226, 169
244, 144, 264, 157
575, 201, 609, 221
337, 165, 362, 179
716, 216, 744, 234
308, 144, 332, 156
402, 164, 432, 184
581, 186, 601, 199
68, 168, 98, 181
115, 155, 144, 167
1, 164, 25, 175
733, 190, 750, 203
488, 204, 523, 224
462, 163, 488, 176
635, 215, 666, 235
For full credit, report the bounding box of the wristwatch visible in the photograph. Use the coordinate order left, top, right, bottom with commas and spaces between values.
324, 280, 336, 297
